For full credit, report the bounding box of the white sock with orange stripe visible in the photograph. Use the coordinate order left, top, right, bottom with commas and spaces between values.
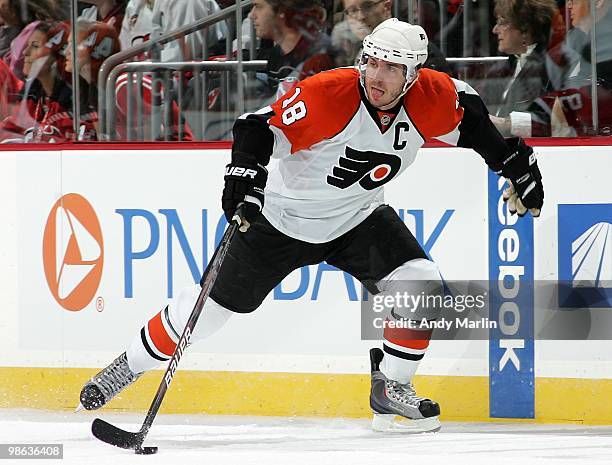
375, 258, 442, 385
126, 284, 233, 374
381, 325, 432, 384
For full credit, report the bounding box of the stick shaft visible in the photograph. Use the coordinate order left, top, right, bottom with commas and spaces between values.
137, 219, 240, 441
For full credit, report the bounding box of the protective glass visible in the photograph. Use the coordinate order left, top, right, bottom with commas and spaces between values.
343, 0, 385, 18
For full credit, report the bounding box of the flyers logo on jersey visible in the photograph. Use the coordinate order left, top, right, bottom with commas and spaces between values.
327, 147, 402, 190
42, 193, 104, 311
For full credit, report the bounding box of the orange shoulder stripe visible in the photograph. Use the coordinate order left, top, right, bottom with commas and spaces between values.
268, 68, 362, 154
403, 69, 464, 140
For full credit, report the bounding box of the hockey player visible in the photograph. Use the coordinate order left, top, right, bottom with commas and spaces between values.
79, 18, 544, 432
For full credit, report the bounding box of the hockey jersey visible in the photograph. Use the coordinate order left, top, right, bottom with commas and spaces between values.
78, 2, 127, 37
0, 78, 97, 143
119, 0, 154, 51
238, 67, 504, 243
150, 0, 227, 61
0, 59, 22, 120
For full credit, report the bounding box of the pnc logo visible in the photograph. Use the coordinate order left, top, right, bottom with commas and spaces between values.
43, 193, 104, 311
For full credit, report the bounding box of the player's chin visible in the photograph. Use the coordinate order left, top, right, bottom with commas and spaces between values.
368, 87, 386, 105
370, 96, 394, 109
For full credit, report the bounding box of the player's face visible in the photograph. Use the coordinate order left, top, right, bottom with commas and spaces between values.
249, 0, 276, 40
22, 30, 49, 78
492, 17, 526, 54
363, 56, 407, 109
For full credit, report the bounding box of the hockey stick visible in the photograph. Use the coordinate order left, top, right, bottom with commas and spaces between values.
91, 206, 245, 454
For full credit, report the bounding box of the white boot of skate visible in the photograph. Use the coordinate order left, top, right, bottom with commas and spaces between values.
369, 348, 441, 433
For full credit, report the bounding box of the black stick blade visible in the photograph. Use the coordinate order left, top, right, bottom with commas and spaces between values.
92, 418, 146, 450
135, 446, 158, 455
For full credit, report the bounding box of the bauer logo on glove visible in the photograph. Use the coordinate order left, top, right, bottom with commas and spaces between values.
225, 166, 259, 179
222, 154, 268, 232
494, 138, 544, 218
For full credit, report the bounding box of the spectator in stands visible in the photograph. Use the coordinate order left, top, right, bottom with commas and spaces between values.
541, 0, 612, 135
118, 0, 153, 50
249, 0, 335, 100
65, 21, 118, 139
0, 14, 20, 57
0, 21, 94, 142
331, 0, 450, 72
565, 0, 612, 87
150, 0, 227, 61
120, 0, 226, 57
0, 0, 61, 79
66, 20, 191, 140
78, 0, 128, 36
484, 0, 558, 137
0, 57, 22, 120
65, 21, 119, 92
330, 2, 365, 67
52, 0, 71, 19
340, 0, 391, 40
332, 0, 389, 67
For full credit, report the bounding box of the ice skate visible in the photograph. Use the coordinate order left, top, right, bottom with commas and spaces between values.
78, 352, 141, 411
369, 348, 441, 433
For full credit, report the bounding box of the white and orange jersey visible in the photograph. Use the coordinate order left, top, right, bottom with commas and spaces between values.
238, 67, 496, 243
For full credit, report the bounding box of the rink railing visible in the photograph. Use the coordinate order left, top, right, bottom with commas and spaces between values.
97, 0, 254, 141
102, 60, 267, 142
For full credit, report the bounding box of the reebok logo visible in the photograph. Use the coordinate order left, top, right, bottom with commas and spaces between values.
43, 193, 104, 311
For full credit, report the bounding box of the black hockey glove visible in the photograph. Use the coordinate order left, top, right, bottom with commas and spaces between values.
222, 153, 268, 232
491, 138, 544, 218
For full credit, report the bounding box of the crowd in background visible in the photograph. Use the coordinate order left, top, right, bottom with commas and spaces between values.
0, 0, 610, 143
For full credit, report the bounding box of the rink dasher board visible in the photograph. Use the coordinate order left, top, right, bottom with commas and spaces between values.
0, 145, 611, 423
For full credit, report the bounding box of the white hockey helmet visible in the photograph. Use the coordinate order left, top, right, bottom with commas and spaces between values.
360, 18, 428, 94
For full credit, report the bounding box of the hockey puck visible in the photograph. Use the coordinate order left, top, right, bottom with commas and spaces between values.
135, 446, 158, 455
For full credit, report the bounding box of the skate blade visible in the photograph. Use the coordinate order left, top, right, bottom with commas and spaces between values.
372, 413, 441, 433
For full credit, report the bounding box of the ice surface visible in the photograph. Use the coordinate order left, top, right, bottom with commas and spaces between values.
1, 409, 612, 465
